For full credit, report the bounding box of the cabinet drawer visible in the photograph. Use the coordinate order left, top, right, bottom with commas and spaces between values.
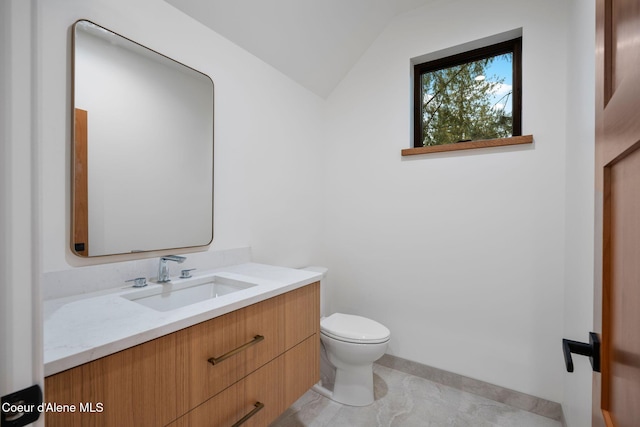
176, 282, 319, 412
167, 334, 319, 427
175, 296, 279, 413
279, 281, 320, 350
45, 332, 178, 427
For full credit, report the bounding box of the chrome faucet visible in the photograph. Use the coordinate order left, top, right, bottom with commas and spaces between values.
157, 255, 186, 283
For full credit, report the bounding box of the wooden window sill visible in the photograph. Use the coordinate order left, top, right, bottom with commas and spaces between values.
401, 135, 533, 156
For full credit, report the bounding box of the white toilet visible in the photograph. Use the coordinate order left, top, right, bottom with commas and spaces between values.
300, 266, 391, 407
315, 313, 391, 406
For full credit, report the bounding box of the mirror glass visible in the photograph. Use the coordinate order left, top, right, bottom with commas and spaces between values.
72, 20, 214, 257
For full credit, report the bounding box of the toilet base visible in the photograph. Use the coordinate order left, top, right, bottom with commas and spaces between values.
333, 363, 375, 406
312, 363, 375, 407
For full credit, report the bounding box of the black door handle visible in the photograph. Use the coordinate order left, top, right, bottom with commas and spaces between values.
562, 332, 600, 373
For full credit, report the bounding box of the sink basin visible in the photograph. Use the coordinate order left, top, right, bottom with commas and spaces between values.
123, 274, 257, 312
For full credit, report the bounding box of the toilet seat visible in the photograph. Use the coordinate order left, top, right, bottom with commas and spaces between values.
321, 313, 390, 344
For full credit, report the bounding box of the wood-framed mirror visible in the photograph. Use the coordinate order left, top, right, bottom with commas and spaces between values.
71, 20, 214, 257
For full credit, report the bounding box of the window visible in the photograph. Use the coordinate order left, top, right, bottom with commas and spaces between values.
411, 37, 523, 152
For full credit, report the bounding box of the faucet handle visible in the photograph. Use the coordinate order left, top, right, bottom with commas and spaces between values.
161, 255, 187, 263
180, 268, 196, 279
125, 277, 147, 288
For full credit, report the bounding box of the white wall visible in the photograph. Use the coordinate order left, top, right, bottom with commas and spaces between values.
323, 0, 569, 402
563, 0, 596, 425
38, 0, 325, 272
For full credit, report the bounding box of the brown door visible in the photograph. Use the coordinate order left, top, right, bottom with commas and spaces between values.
593, 0, 640, 426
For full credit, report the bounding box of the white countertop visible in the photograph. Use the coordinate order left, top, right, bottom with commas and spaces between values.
43, 263, 321, 376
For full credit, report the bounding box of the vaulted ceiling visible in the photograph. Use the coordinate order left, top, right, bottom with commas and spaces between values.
165, 0, 432, 98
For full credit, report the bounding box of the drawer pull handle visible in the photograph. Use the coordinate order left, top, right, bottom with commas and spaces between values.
208, 335, 264, 365
231, 401, 264, 427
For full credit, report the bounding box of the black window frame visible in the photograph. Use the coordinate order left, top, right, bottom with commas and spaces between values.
413, 37, 522, 148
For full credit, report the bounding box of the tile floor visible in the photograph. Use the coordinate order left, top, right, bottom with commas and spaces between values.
271, 364, 562, 427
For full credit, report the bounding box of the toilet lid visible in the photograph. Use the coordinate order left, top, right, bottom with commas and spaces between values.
320, 313, 390, 344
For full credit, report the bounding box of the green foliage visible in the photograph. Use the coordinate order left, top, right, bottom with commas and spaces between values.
420, 55, 512, 146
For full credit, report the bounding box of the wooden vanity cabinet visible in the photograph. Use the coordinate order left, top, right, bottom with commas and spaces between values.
45, 282, 319, 427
